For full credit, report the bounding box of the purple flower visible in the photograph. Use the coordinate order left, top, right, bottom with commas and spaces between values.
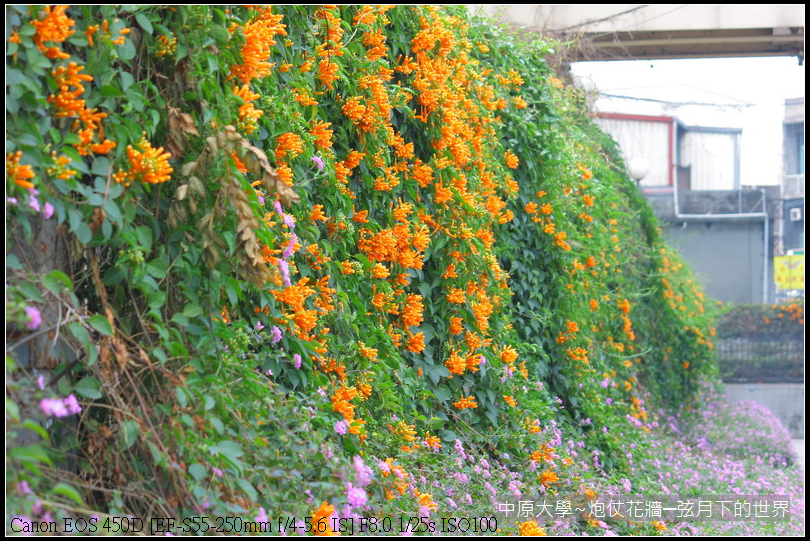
601, 377, 610, 388
29, 195, 41, 212
43, 202, 55, 219
282, 233, 297, 259
257, 196, 265, 205
24, 306, 42, 331
312, 156, 325, 171
278, 259, 291, 287
39, 397, 69, 418
346, 483, 367, 507
8, 197, 18, 204
274, 200, 284, 216
212, 467, 224, 478
293, 353, 302, 369
335, 420, 349, 435
283, 213, 295, 229
353, 455, 372, 486
63, 394, 82, 415
37, 374, 45, 390
606, 398, 613, 406
17, 481, 32, 495
256, 507, 268, 523
270, 326, 283, 343
255, 322, 265, 332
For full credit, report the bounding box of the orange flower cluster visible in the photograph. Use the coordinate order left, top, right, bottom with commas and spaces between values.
233, 84, 264, 135
311, 501, 337, 536
519, 521, 547, 536
6, 151, 35, 190
114, 134, 172, 187
453, 395, 478, 410
229, 7, 287, 84
47, 62, 115, 156
30, 5, 74, 59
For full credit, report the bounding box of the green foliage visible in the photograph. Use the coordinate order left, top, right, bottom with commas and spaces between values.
6, 5, 722, 535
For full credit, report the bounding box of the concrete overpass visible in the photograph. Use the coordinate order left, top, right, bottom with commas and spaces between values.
472, 5, 805, 63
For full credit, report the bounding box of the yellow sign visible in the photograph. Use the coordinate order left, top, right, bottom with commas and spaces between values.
774, 255, 804, 290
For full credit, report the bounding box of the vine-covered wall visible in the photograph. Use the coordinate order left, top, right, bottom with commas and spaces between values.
6, 5, 717, 534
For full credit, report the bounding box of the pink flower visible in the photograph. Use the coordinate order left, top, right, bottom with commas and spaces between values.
335, 419, 349, 435
29, 195, 41, 212
63, 394, 82, 415
37, 374, 45, 390
346, 483, 367, 507
43, 202, 55, 219
212, 467, 224, 478
256, 507, 268, 523
24, 306, 42, 330
270, 326, 283, 343
312, 156, 325, 171
39, 397, 69, 418
293, 354, 302, 369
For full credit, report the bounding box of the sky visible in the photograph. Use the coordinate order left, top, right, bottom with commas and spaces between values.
570, 56, 805, 187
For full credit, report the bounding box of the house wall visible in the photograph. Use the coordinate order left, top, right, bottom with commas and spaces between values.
595, 115, 672, 187
662, 219, 767, 304
679, 130, 740, 190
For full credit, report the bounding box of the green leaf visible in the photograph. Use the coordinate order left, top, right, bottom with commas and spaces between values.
73, 376, 102, 399
134, 12, 153, 35
235, 478, 258, 501
88, 314, 113, 336
17, 282, 43, 303
188, 463, 207, 482
183, 303, 201, 318
68, 322, 90, 345
99, 85, 124, 98
146, 258, 168, 279
52, 483, 84, 505
135, 226, 153, 250
9, 444, 53, 466
119, 420, 139, 450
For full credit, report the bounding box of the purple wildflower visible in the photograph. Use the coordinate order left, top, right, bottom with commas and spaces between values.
278, 259, 291, 287
335, 420, 349, 435
346, 483, 367, 507
43, 202, 55, 219
293, 353, 302, 369
63, 394, 82, 415
24, 306, 42, 331
270, 326, 283, 343
29, 195, 41, 212
312, 156, 325, 171
213, 467, 224, 478
39, 397, 69, 418
37, 374, 45, 390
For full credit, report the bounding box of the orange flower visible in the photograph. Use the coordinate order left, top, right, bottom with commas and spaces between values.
449, 316, 463, 335
116, 134, 172, 186
31, 5, 75, 58
275, 132, 304, 160
405, 332, 425, 353
445, 351, 466, 376
446, 288, 465, 304
371, 263, 389, 279
453, 395, 477, 410
230, 9, 287, 83
504, 149, 519, 169
233, 84, 264, 134
6, 151, 35, 190
519, 521, 547, 536
311, 502, 336, 536
317, 59, 340, 89
310, 120, 333, 150
310, 204, 328, 222
352, 210, 369, 223
540, 203, 553, 215
539, 468, 559, 487
504, 395, 517, 407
